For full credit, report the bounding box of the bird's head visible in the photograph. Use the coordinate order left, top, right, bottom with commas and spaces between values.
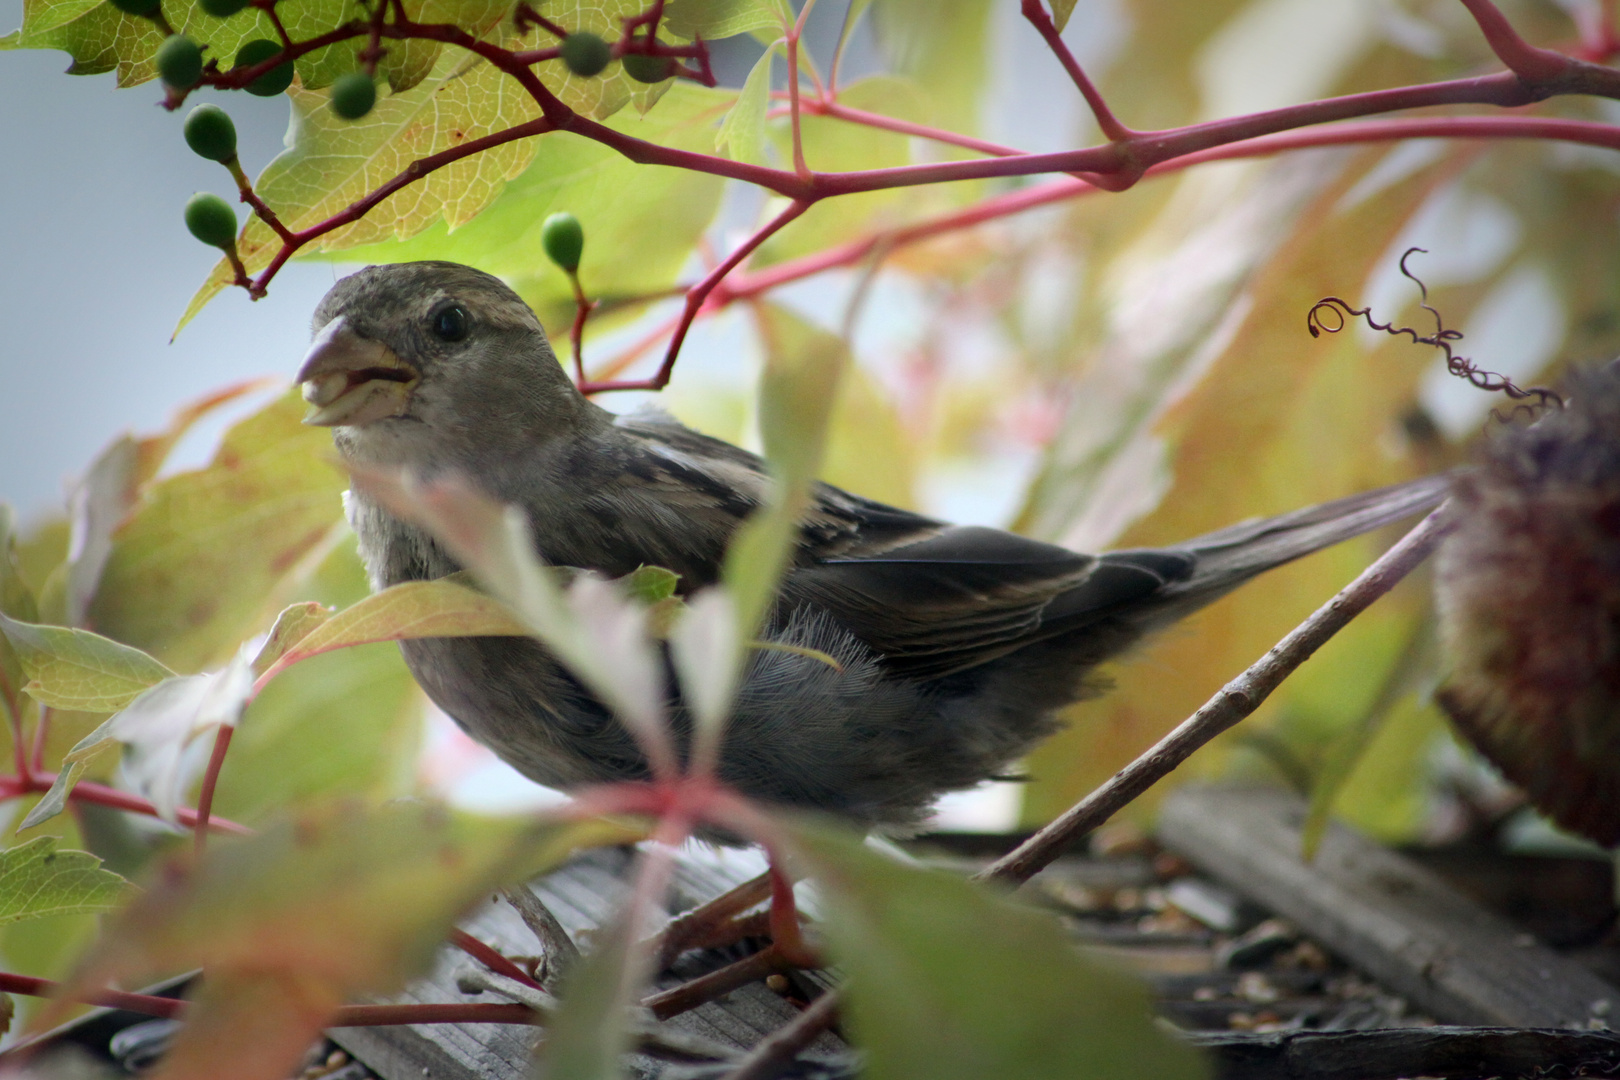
297, 261, 589, 468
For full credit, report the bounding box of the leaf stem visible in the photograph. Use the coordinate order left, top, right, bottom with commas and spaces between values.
0, 770, 250, 835
1458, 0, 1574, 83
28, 705, 49, 774
1020, 0, 1133, 142
192, 724, 233, 853
719, 989, 841, 1080
579, 199, 810, 394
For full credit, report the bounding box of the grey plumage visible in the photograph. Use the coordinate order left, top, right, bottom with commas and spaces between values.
301, 260, 1448, 829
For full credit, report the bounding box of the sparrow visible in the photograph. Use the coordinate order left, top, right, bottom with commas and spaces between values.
298, 260, 1448, 830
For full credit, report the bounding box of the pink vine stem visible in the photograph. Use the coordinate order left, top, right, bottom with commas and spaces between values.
201, 0, 1620, 365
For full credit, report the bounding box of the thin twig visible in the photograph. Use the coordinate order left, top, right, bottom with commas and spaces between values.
979, 503, 1457, 886
460, 967, 744, 1063
450, 928, 546, 991
500, 884, 581, 988
720, 990, 842, 1080
652, 871, 772, 969
642, 944, 795, 1021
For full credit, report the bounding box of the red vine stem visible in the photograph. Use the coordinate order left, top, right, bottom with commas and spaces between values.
0, 971, 539, 1033
1, 666, 27, 784
1459, 0, 1575, 82
0, 771, 250, 835
579, 199, 810, 393
192, 725, 234, 853
1021, 0, 1133, 143
449, 928, 546, 991
785, 2, 814, 178
224, 0, 1620, 312
581, 113, 1620, 387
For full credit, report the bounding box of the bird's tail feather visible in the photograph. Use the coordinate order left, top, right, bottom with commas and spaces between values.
1126, 472, 1453, 627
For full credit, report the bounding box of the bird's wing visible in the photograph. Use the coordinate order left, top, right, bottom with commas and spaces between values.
785, 487, 1191, 678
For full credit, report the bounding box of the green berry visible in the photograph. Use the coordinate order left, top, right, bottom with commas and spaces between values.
198, 0, 249, 17
330, 71, 376, 120
541, 212, 584, 274
109, 0, 162, 18
620, 49, 674, 84
157, 34, 204, 89
234, 39, 293, 96
559, 32, 611, 77
183, 104, 237, 162
184, 192, 238, 249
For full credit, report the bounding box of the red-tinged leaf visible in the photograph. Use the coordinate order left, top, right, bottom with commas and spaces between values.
74, 800, 633, 1037
151, 972, 342, 1080
251, 602, 332, 680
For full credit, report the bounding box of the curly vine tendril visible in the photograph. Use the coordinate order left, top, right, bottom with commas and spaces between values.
1307, 247, 1562, 416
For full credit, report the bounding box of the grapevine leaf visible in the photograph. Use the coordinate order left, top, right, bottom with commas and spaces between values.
0, 613, 173, 713
321, 83, 732, 326
715, 42, 776, 165
785, 820, 1208, 1080
0, 836, 130, 925
664, 0, 783, 38
87, 390, 346, 673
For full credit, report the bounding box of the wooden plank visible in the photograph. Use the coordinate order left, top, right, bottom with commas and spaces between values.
329, 845, 844, 1080
1156, 786, 1617, 1028
1192, 1025, 1620, 1080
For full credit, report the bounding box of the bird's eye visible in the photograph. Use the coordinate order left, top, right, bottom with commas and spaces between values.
432, 304, 469, 342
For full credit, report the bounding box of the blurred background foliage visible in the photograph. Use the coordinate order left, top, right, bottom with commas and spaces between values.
2, 0, 1616, 1027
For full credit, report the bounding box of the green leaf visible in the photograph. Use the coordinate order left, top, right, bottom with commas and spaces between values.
1301, 616, 1436, 858
715, 43, 776, 166
0, 613, 173, 713
1, 507, 38, 744
720, 304, 850, 640
254, 578, 528, 687
87, 390, 347, 673
219, 538, 421, 824
1049, 0, 1077, 33
663, 0, 783, 38
0, 836, 129, 924
0, 507, 38, 625
786, 821, 1208, 1080
539, 907, 639, 1080
219, 646, 422, 825
323, 83, 731, 327
868, 0, 993, 135
620, 565, 680, 605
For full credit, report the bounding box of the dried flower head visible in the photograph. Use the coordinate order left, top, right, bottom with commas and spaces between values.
1435, 361, 1620, 846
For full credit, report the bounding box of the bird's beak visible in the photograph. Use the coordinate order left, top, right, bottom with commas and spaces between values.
296, 316, 421, 427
